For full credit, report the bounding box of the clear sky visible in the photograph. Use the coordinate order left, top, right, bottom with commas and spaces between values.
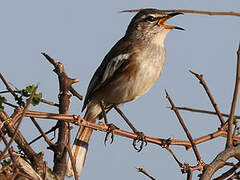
1, 1, 240, 179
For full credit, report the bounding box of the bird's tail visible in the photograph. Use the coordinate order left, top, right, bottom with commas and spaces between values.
66, 111, 98, 177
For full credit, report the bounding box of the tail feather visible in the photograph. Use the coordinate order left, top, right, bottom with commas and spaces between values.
66, 103, 101, 177
66, 126, 93, 177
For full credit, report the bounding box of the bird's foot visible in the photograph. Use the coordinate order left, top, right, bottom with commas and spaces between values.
104, 123, 119, 145
133, 131, 147, 152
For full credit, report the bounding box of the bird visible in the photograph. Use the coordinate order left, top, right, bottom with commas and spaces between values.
66, 8, 184, 177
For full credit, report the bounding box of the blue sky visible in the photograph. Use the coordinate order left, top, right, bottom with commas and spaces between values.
1, 1, 240, 179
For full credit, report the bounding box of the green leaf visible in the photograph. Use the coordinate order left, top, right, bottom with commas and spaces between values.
13, 85, 42, 107
26, 85, 37, 94
32, 92, 42, 106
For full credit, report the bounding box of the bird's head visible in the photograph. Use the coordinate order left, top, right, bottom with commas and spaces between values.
125, 8, 184, 42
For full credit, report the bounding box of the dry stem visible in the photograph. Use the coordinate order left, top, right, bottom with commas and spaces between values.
226, 44, 240, 148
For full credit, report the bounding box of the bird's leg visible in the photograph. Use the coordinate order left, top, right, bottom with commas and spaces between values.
99, 101, 119, 145
113, 105, 147, 152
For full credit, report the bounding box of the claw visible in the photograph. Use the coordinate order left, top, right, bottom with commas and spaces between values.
104, 123, 119, 145
132, 131, 147, 152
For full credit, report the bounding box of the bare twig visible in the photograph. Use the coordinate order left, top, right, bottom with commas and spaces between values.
226, 43, 240, 148
30, 117, 55, 147
70, 86, 83, 101
100, 100, 108, 124
175, 106, 240, 119
0, 129, 19, 173
189, 70, 225, 126
41, 99, 59, 107
0, 73, 18, 99
165, 146, 183, 168
3, 101, 18, 109
165, 90, 204, 166
29, 124, 58, 145
137, 167, 156, 180
120, 9, 240, 17
114, 105, 138, 133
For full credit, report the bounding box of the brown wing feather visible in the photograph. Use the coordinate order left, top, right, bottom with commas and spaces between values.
82, 37, 133, 111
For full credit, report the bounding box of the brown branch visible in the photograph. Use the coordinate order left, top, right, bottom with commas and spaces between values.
175, 106, 240, 119
30, 117, 55, 147
70, 86, 83, 101
0, 110, 42, 171
3, 101, 18, 109
0, 129, 19, 173
226, 44, 240, 148
165, 146, 183, 168
14, 109, 240, 148
165, 90, 204, 166
41, 99, 59, 107
0, 92, 48, 178
136, 167, 156, 180
120, 9, 240, 17
0, 73, 18, 99
0, 86, 37, 161
200, 145, 240, 179
28, 124, 58, 145
213, 162, 240, 180
20, 109, 192, 149
189, 70, 225, 126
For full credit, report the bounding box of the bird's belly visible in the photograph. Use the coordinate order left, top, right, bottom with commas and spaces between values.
102, 61, 163, 104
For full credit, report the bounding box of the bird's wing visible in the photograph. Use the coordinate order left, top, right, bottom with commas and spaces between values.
82, 37, 133, 111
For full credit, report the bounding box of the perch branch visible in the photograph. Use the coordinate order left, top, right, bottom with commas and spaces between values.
11, 108, 240, 148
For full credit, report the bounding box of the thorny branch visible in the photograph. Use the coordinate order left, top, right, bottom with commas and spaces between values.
11, 108, 240, 150
165, 90, 204, 169
189, 70, 225, 126
41, 52, 79, 179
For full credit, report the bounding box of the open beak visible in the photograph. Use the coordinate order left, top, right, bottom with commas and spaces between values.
157, 12, 184, 30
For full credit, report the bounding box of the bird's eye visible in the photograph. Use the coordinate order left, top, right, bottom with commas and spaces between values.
145, 16, 157, 22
